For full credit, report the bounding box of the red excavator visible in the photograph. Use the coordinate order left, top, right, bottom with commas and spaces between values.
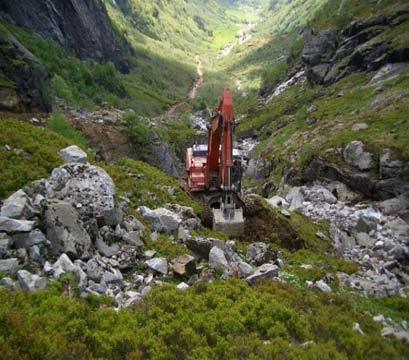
185, 89, 244, 236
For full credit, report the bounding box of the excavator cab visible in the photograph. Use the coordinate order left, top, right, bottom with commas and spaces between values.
185, 89, 245, 236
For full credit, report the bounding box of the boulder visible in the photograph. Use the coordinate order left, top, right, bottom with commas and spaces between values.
0, 189, 34, 219
102, 268, 123, 285
209, 246, 229, 271
138, 207, 181, 234
355, 217, 377, 234
267, 196, 289, 208
29, 245, 42, 263
176, 282, 190, 291
246, 264, 279, 284
86, 258, 105, 282
325, 181, 360, 203
0, 88, 21, 111
102, 206, 123, 227
146, 141, 182, 178
308, 63, 331, 84
122, 231, 144, 247
314, 280, 332, 292
386, 218, 409, 241
12, 229, 46, 249
246, 242, 275, 266
17, 270, 48, 292
123, 291, 142, 308
0, 217, 35, 233
49, 163, 116, 220
369, 63, 409, 85
355, 232, 376, 247
96, 235, 120, 258
74, 262, 88, 291
377, 192, 409, 215
380, 149, 409, 179
51, 253, 76, 278
302, 30, 338, 66
305, 185, 337, 204
351, 123, 369, 132
171, 255, 196, 277
121, 216, 145, 232
45, 200, 92, 259
0, 258, 19, 275
185, 237, 225, 259
0, 277, 17, 290
286, 187, 304, 212
145, 257, 168, 275
59, 145, 88, 164
0, 234, 12, 258
343, 141, 375, 171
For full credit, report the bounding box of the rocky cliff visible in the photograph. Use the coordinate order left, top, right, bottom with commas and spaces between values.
0, 0, 128, 72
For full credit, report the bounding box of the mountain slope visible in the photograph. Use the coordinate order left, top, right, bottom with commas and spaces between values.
0, 1, 409, 358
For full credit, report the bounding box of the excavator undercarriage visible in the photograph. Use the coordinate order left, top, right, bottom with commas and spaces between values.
185, 89, 245, 236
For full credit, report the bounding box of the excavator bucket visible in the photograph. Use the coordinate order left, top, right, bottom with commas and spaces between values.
212, 208, 244, 237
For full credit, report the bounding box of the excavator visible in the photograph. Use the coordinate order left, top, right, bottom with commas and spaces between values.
185, 89, 244, 236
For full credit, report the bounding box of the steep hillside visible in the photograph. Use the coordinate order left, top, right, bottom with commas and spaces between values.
0, 1, 409, 358
0, 0, 129, 70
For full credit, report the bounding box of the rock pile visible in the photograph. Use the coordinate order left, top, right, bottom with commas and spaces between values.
271, 181, 409, 298
0, 145, 282, 307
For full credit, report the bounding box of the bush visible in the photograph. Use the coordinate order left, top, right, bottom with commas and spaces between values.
123, 113, 150, 147
0, 280, 406, 359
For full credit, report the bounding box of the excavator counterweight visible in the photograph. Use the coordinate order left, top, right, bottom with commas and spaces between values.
185, 89, 244, 236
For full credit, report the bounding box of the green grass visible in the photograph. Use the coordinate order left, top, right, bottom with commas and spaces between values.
0, 280, 407, 359
46, 113, 88, 150
0, 119, 70, 198
145, 234, 192, 260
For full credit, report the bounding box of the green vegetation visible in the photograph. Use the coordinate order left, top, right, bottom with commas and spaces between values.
46, 113, 88, 150
0, 119, 69, 198
156, 113, 197, 159
104, 158, 204, 217
0, 280, 407, 359
124, 112, 150, 147
0, 21, 128, 110
145, 234, 192, 260
0, 69, 14, 89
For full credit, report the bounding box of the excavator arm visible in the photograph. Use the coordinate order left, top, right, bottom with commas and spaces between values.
204, 89, 244, 235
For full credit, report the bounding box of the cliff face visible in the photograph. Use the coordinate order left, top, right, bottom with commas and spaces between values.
0, 0, 128, 72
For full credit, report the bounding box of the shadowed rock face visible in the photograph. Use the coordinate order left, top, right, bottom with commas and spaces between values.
0, 32, 50, 112
0, 0, 129, 72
